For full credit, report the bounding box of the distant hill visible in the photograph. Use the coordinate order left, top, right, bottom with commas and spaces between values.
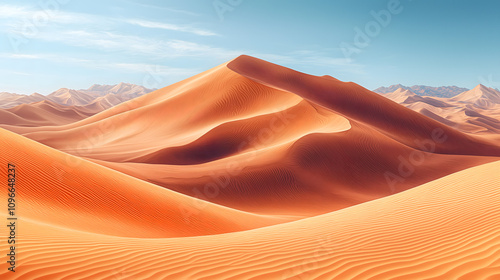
381, 84, 500, 134
0, 92, 46, 109
0, 100, 98, 127
0, 83, 155, 109
374, 84, 469, 98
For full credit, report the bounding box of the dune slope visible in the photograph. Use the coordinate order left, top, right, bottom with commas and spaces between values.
0, 128, 292, 238
228, 56, 500, 156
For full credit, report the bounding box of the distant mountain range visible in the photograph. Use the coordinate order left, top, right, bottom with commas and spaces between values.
382, 84, 500, 134
0, 83, 154, 109
0, 99, 98, 127
374, 84, 470, 98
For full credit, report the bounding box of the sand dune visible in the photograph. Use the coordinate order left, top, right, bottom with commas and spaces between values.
374, 84, 469, 97
0, 100, 98, 127
0, 83, 153, 110
0, 128, 292, 238
47, 88, 98, 106
2, 55, 499, 216
0, 92, 46, 109
1, 55, 500, 278
0, 84, 153, 131
451, 84, 500, 109
384, 85, 500, 135
47, 82, 153, 108
228, 56, 500, 156
85, 121, 497, 216
386, 88, 452, 108
1, 156, 499, 279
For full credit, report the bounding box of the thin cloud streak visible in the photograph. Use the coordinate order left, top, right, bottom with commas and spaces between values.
127, 19, 217, 36
0, 52, 198, 77
0, 4, 216, 37
0, 3, 366, 82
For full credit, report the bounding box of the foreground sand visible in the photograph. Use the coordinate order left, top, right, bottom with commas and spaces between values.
1, 153, 499, 279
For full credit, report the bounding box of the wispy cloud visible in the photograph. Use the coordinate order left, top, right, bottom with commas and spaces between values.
127, 19, 217, 36
0, 4, 94, 25
0, 3, 364, 79
0, 4, 216, 37
250, 52, 366, 75
125, 1, 200, 17
14, 28, 240, 60
7, 25, 361, 73
0, 52, 198, 77
13, 71, 31, 76
0, 4, 29, 18
2, 53, 42, 59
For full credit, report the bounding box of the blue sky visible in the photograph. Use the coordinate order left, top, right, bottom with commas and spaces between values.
1, 0, 499, 94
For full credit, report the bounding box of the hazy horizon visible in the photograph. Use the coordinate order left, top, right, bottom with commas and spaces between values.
6, 79, 498, 97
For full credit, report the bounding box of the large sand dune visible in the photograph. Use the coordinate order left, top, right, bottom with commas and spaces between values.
1, 55, 500, 278
3, 55, 498, 216
1, 134, 499, 279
